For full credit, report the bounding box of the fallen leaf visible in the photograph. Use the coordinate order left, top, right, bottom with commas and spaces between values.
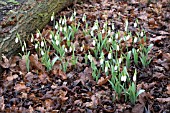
156, 97, 170, 103
132, 103, 144, 113
97, 75, 111, 86
58, 69, 67, 80
14, 82, 27, 92
153, 72, 166, 79
166, 84, 170, 95
0, 55, 10, 68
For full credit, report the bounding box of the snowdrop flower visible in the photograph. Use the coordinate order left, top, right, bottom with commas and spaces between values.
60, 26, 62, 32
140, 31, 144, 37
51, 15, 54, 21
50, 34, 53, 39
108, 37, 112, 43
41, 50, 44, 55
36, 32, 40, 38
55, 22, 58, 29
134, 22, 137, 28
92, 25, 98, 31
22, 46, 24, 52
108, 52, 112, 59
56, 40, 60, 45
125, 35, 130, 41
114, 65, 118, 71
88, 54, 93, 62
100, 58, 104, 65
103, 22, 107, 29
133, 37, 138, 43
70, 15, 73, 22
107, 28, 111, 35
64, 27, 67, 32
41, 41, 44, 47
92, 39, 96, 46
35, 43, 38, 49
59, 18, 62, 24
133, 69, 137, 82
15, 37, 18, 43
73, 10, 76, 17
31, 35, 34, 42
105, 66, 108, 73
121, 75, 127, 82
115, 33, 118, 39
118, 58, 122, 64
69, 46, 72, 52
116, 45, 119, 51
90, 30, 94, 37
65, 47, 68, 52
102, 29, 105, 34
62, 19, 65, 25
125, 19, 128, 32
82, 13, 86, 22
112, 23, 115, 30
80, 44, 84, 51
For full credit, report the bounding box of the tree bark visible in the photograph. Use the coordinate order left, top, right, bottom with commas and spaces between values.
0, 0, 76, 59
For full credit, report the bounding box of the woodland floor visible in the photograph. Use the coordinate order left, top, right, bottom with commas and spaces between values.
0, 0, 170, 113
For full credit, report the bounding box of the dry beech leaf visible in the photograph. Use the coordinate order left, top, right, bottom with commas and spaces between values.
97, 75, 111, 86
156, 97, 170, 103
132, 103, 144, 113
59, 90, 68, 101
0, 55, 10, 68
19, 55, 27, 72
166, 84, 170, 95
6, 74, 18, 81
14, 82, 27, 92
153, 72, 166, 79
58, 69, 67, 80
29, 54, 45, 72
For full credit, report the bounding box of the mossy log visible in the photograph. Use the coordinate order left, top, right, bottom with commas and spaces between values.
0, 0, 77, 58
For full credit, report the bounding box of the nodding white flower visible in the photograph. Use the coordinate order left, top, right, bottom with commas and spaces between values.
35, 43, 38, 49
59, 18, 62, 24
51, 15, 54, 21
103, 22, 107, 29
108, 28, 111, 35
15, 37, 18, 43
92, 25, 98, 31
102, 29, 105, 34
118, 58, 122, 64
112, 23, 115, 30
105, 66, 108, 73
62, 19, 65, 25
134, 22, 137, 28
108, 52, 112, 59
125, 35, 130, 41
125, 19, 128, 32
69, 46, 72, 52
108, 37, 112, 43
88, 54, 92, 62
73, 10, 76, 17
56, 40, 60, 45
50, 34, 53, 39
92, 39, 96, 46
140, 31, 144, 37
133, 37, 138, 43
31, 36, 34, 42
133, 73, 136, 82
80, 44, 84, 51
116, 45, 119, 51
36, 32, 40, 38
55, 22, 58, 29
121, 75, 127, 82
133, 69, 137, 82
90, 30, 94, 36
114, 65, 118, 71
82, 13, 86, 22
100, 58, 104, 65
65, 48, 68, 52
115, 33, 118, 39
70, 16, 73, 22
64, 27, 67, 32
41, 50, 44, 55
41, 41, 44, 47
22, 46, 24, 52
60, 26, 62, 32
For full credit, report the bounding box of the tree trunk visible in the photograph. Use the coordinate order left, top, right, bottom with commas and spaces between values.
0, 0, 76, 59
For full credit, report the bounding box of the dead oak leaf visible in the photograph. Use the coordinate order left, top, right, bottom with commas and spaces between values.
97, 75, 111, 86
14, 82, 29, 92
